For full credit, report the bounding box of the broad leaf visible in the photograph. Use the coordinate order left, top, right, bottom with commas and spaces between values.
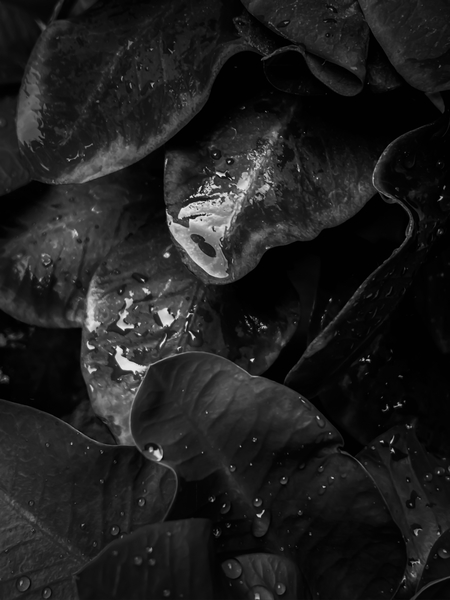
0, 399, 176, 600
240, 0, 370, 96
82, 215, 299, 443
131, 353, 406, 599
165, 91, 380, 284
0, 3, 40, 85
412, 577, 450, 600
76, 519, 216, 600
285, 110, 450, 397
0, 96, 31, 196
358, 0, 450, 93
0, 164, 156, 327
16, 0, 258, 184
358, 425, 450, 598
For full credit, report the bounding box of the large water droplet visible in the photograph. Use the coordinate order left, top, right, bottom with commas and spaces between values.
221, 558, 243, 579
249, 586, 275, 600
42, 587, 52, 599
275, 582, 287, 596
438, 548, 450, 559
110, 525, 120, 536
280, 476, 289, 485
252, 510, 271, 537
144, 442, 163, 461
16, 577, 31, 592
253, 497, 263, 507
210, 148, 221, 160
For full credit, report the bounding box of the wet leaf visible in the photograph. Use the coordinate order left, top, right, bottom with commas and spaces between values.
0, 96, 31, 196
0, 164, 157, 327
131, 352, 406, 600
17, 0, 257, 184
366, 35, 405, 94
357, 424, 450, 597
0, 399, 176, 600
82, 214, 299, 443
285, 111, 450, 397
412, 577, 450, 600
76, 519, 216, 600
165, 91, 380, 284
358, 0, 450, 93
419, 530, 450, 592
240, 0, 370, 95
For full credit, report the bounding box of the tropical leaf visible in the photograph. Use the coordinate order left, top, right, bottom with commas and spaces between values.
0, 96, 31, 196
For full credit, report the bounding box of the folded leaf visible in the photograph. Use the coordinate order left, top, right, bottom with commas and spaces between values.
0, 96, 31, 196
82, 215, 299, 443
165, 92, 380, 284
131, 353, 406, 599
17, 0, 257, 184
76, 520, 216, 600
285, 110, 450, 397
0, 399, 175, 600
0, 165, 156, 327
358, 0, 450, 93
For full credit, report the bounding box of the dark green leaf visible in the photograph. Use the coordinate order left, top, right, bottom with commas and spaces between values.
76, 519, 216, 600
412, 577, 450, 600
165, 91, 380, 284
131, 352, 406, 599
0, 3, 40, 85
0, 399, 176, 600
0, 96, 31, 196
16, 0, 257, 184
82, 215, 299, 443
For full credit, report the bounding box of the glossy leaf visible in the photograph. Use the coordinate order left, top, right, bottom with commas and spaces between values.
82, 214, 299, 443
285, 110, 450, 397
0, 3, 40, 85
0, 165, 157, 327
165, 91, 380, 284
76, 519, 216, 600
240, 0, 369, 96
0, 96, 31, 196
412, 577, 450, 600
0, 399, 176, 600
17, 0, 258, 184
357, 425, 450, 597
131, 353, 406, 599
358, 0, 450, 93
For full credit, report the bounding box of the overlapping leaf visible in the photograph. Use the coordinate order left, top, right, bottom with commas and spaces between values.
0, 96, 31, 196
0, 399, 176, 600
16, 0, 259, 184
0, 3, 40, 85
165, 91, 380, 284
0, 163, 157, 327
131, 352, 406, 599
82, 214, 299, 443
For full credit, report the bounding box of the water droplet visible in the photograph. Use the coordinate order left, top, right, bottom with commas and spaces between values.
253, 497, 263, 507
328, 476, 335, 485
148, 558, 156, 566
249, 586, 275, 600
435, 467, 445, 477
277, 19, 290, 27
220, 500, 231, 514
317, 465, 324, 473
208, 495, 216, 503
110, 525, 120, 536
92, 541, 98, 547
137, 497, 146, 507
280, 476, 289, 485
131, 272, 148, 284
252, 437, 258, 443
424, 473, 433, 482
438, 548, 450, 559
144, 442, 163, 461
315, 415, 325, 428
229, 464, 236, 472
252, 509, 271, 537
405, 490, 421, 509
163, 591, 170, 598
210, 148, 221, 160
221, 558, 243, 579
80, 523, 86, 530
42, 587, 52, 598
213, 527, 222, 538
41, 254, 52, 267
297, 509, 303, 516
226, 158, 234, 165
318, 485, 327, 495
133, 556, 143, 566
275, 582, 286, 596
16, 577, 31, 592
28, 500, 34, 507
412, 523, 422, 536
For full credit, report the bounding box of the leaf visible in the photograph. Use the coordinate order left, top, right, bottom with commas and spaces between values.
16, 0, 258, 184
412, 577, 450, 600
357, 424, 450, 598
240, 0, 370, 95
0, 96, 31, 196
366, 35, 405, 94
419, 530, 450, 591
285, 110, 450, 397
82, 214, 299, 443
165, 91, 380, 284
0, 399, 176, 600
76, 519, 216, 600
131, 352, 406, 600
0, 164, 157, 327
358, 0, 450, 93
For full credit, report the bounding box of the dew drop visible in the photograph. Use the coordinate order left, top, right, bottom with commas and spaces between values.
252, 437, 258, 443
275, 582, 287, 595
110, 525, 120, 536
28, 500, 34, 507
80, 523, 86, 530
137, 497, 146, 507
226, 158, 234, 165
435, 467, 445, 477
144, 442, 163, 461
229, 464, 236, 472
210, 148, 222, 160
220, 500, 231, 514
249, 585, 275, 600
315, 415, 325, 428
424, 473, 433, 482
280, 476, 289, 485
208, 495, 216, 503
16, 577, 31, 592
253, 497, 263, 507
252, 510, 271, 537
277, 19, 290, 27
221, 558, 243, 579
317, 465, 324, 473
41, 254, 52, 268
438, 548, 450, 559
148, 558, 156, 566
133, 556, 143, 566
42, 587, 52, 599
213, 527, 222, 538
328, 476, 335, 485
318, 485, 327, 495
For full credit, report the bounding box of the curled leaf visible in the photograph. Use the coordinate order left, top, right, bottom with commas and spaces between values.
165, 92, 380, 284
0, 96, 31, 196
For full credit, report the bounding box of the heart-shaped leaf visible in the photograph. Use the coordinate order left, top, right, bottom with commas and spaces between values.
0, 399, 176, 600
76, 519, 216, 600
358, 0, 450, 93
0, 96, 31, 196
131, 352, 406, 599
285, 111, 450, 397
82, 214, 299, 443
0, 3, 40, 85
0, 164, 157, 327
357, 424, 450, 598
16, 0, 259, 184
165, 91, 380, 284
240, 0, 370, 96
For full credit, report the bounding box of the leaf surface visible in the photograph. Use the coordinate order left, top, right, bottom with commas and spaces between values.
0, 3, 40, 85
0, 96, 31, 196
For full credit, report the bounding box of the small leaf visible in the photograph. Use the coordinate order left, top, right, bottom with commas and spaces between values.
165, 91, 380, 284
76, 519, 216, 600
17, 0, 257, 183
0, 399, 176, 600
0, 96, 31, 196
82, 215, 299, 443
131, 352, 406, 599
